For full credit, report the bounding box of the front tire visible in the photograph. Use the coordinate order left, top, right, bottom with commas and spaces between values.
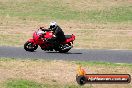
24, 42, 38, 52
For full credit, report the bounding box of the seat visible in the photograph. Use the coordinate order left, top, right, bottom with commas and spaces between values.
65, 35, 72, 39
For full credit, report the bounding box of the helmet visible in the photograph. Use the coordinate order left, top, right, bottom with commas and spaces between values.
50, 21, 57, 29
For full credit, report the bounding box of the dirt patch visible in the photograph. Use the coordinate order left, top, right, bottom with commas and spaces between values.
0, 60, 77, 85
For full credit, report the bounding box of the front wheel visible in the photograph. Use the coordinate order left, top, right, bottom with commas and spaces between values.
24, 42, 38, 52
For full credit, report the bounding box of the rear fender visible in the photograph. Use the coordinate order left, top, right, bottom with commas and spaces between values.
72, 34, 75, 40
65, 34, 75, 43
65, 39, 73, 43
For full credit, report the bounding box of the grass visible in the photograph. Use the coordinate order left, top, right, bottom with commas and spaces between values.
0, 57, 132, 88
0, 1, 131, 22
0, 0, 132, 49
85, 6, 132, 22
5, 79, 42, 88
4, 79, 89, 88
75, 60, 132, 67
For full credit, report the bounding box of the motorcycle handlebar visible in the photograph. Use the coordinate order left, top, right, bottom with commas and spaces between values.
41, 29, 51, 32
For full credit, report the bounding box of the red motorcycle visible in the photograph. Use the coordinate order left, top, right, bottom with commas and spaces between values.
24, 30, 75, 53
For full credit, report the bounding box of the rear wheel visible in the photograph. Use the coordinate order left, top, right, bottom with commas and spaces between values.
59, 48, 71, 53
24, 42, 38, 52
58, 43, 72, 53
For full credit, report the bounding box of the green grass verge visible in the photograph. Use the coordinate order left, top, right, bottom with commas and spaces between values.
5, 79, 42, 88
4, 79, 89, 88
75, 60, 132, 67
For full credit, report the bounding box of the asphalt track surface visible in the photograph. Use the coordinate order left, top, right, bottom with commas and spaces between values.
0, 46, 132, 63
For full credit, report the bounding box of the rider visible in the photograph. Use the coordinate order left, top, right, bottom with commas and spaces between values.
49, 21, 66, 43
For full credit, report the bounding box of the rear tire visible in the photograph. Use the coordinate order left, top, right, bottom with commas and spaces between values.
58, 43, 72, 53
59, 48, 71, 53
24, 42, 38, 52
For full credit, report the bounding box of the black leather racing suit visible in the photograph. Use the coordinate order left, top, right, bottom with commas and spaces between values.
46, 25, 66, 49
52, 25, 66, 42
41, 26, 66, 48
